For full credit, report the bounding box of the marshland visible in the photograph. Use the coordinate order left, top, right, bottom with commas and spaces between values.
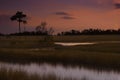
0, 35, 120, 80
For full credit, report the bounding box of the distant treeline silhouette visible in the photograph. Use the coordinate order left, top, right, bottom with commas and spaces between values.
0, 28, 120, 36
9, 31, 49, 36
57, 29, 120, 36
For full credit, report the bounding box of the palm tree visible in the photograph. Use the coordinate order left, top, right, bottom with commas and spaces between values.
10, 11, 27, 33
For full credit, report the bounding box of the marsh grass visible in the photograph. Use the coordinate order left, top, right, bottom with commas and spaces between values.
0, 45, 120, 69
0, 36, 54, 48
0, 35, 120, 69
53, 35, 120, 42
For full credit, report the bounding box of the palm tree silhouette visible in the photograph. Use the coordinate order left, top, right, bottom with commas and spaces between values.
10, 11, 27, 33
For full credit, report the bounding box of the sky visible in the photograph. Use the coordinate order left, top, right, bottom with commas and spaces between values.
0, 0, 120, 34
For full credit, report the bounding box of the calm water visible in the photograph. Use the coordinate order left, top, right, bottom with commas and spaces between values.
0, 62, 120, 80
55, 42, 95, 46
54, 41, 120, 46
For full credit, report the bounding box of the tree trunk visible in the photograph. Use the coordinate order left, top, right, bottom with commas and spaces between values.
19, 21, 21, 33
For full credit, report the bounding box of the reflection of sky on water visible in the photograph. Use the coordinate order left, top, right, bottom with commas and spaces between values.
55, 41, 120, 46
55, 42, 95, 46
0, 62, 120, 80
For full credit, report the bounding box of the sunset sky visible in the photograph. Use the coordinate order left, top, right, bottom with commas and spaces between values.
0, 0, 120, 33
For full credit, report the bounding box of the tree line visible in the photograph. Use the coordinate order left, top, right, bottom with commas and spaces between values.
0, 11, 120, 36
0, 28, 119, 36
57, 29, 120, 36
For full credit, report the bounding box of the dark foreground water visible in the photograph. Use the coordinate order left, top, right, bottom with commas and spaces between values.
0, 62, 120, 80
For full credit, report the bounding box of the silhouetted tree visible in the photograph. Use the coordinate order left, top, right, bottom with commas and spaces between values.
36, 22, 47, 35
48, 27, 54, 35
35, 22, 54, 42
10, 11, 27, 33
36, 22, 54, 35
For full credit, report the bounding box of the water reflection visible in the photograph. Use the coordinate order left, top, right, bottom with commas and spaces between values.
55, 41, 120, 46
55, 42, 95, 46
0, 62, 120, 80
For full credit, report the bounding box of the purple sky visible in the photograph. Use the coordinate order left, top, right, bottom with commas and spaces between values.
0, 0, 120, 33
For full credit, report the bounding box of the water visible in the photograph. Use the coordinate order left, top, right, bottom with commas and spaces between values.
55, 42, 96, 46
55, 41, 120, 46
0, 62, 120, 80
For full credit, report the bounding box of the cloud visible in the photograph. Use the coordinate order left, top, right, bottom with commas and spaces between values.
62, 16, 75, 20
114, 3, 120, 9
54, 11, 75, 20
54, 12, 70, 16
